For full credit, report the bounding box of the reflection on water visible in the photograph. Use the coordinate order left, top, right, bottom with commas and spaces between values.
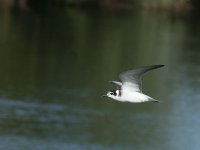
0, 10, 200, 150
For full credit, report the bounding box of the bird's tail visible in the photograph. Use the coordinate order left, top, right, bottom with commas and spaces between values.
149, 98, 160, 103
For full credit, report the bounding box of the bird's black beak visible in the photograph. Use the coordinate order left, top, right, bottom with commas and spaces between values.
102, 94, 107, 97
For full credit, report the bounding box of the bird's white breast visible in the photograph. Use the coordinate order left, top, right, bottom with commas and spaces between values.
115, 91, 152, 103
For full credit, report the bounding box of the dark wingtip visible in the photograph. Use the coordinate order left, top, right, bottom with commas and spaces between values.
156, 65, 165, 68
160, 65, 165, 67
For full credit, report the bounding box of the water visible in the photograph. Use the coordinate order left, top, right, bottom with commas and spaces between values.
0, 9, 200, 150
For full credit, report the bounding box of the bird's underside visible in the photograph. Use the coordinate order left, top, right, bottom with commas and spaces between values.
105, 65, 164, 103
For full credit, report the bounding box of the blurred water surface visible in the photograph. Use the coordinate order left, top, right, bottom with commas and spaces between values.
0, 10, 200, 150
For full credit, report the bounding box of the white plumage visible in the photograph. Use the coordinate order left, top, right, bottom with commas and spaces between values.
103, 65, 164, 103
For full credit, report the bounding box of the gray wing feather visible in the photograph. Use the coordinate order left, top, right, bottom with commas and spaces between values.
119, 65, 164, 92
109, 81, 122, 89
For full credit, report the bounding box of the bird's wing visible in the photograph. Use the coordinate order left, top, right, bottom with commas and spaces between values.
109, 81, 122, 89
119, 65, 164, 92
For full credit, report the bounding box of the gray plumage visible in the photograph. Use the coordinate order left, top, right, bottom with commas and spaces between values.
104, 65, 164, 103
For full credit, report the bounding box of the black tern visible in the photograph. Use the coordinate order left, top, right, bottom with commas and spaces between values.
103, 65, 164, 103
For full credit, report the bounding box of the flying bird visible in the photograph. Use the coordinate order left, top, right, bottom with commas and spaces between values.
103, 65, 164, 103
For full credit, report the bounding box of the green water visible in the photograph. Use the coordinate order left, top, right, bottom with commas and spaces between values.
0, 10, 200, 150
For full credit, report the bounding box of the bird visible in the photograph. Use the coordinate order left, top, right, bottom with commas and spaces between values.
103, 65, 164, 103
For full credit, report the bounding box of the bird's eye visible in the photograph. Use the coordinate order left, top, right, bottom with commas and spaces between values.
110, 92, 113, 95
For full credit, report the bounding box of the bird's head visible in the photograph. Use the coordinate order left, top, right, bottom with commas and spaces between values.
103, 90, 120, 98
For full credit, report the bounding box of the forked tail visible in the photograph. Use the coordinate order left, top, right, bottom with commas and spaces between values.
149, 98, 160, 103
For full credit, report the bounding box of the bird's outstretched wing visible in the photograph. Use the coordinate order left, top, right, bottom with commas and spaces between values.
119, 65, 164, 92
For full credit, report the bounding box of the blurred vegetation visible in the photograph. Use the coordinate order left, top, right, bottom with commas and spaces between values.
0, 0, 199, 12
